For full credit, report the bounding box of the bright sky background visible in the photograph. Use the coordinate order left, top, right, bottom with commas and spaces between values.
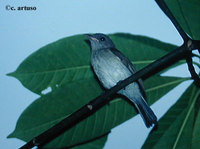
0, 0, 196, 148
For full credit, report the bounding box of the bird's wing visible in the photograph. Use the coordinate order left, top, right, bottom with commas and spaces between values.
110, 48, 147, 99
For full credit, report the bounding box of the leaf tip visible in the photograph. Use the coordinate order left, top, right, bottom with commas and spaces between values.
6, 72, 14, 77
6, 72, 15, 77
7, 132, 14, 139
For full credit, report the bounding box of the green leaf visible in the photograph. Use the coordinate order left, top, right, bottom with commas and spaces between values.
142, 84, 200, 149
71, 133, 108, 149
8, 76, 187, 148
166, 0, 200, 40
192, 96, 200, 149
7, 33, 179, 95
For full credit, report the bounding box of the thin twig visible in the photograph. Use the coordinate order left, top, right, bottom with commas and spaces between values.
186, 53, 200, 87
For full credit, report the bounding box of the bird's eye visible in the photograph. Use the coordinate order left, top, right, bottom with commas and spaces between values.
100, 37, 105, 41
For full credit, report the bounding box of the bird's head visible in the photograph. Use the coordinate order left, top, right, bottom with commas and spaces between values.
86, 33, 115, 51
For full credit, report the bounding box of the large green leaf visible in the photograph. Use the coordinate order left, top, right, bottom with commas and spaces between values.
8, 76, 188, 148
142, 84, 200, 149
166, 0, 200, 40
7, 33, 178, 95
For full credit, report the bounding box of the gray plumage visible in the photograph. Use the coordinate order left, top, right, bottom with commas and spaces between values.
87, 33, 157, 128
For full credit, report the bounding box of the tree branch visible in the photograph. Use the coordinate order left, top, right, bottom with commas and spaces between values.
20, 43, 197, 149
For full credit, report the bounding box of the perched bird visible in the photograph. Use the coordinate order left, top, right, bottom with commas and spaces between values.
86, 33, 157, 128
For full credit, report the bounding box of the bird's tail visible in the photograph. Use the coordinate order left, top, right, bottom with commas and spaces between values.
133, 96, 157, 128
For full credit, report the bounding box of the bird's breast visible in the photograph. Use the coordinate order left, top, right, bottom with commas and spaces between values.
91, 50, 132, 89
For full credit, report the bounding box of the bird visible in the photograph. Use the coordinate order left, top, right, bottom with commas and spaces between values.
86, 33, 157, 128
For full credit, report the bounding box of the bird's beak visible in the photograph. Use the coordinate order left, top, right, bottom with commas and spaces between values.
85, 34, 99, 42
